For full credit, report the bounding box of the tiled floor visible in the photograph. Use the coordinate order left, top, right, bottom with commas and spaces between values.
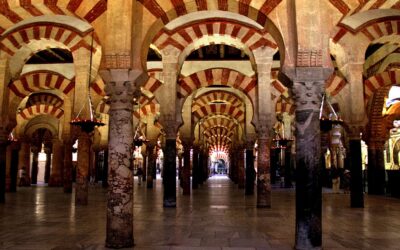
1, 176, 400, 249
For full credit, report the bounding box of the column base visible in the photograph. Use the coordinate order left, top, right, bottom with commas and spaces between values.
48, 176, 63, 187
163, 199, 176, 208
105, 239, 134, 249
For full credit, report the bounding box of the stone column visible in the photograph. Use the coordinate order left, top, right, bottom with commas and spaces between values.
18, 140, 31, 186
141, 149, 147, 183
162, 115, 177, 208
0, 132, 8, 203
146, 142, 156, 189
367, 140, 385, 195
5, 144, 12, 192
49, 138, 64, 187
102, 150, 109, 188
348, 127, 364, 207
30, 144, 40, 185
103, 71, 136, 248
75, 132, 91, 204
182, 140, 191, 195
63, 140, 73, 193
238, 145, 245, 189
245, 144, 255, 195
192, 146, 200, 189
292, 80, 324, 249
43, 145, 52, 184
284, 141, 293, 188
256, 121, 271, 207
7, 143, 19, 192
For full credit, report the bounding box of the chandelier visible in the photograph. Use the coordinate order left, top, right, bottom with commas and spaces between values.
319, 93, 343, 132
70, 31, 105, 133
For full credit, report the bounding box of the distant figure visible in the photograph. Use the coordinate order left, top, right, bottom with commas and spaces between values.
136, 167, 143, 186
18, 167, 27, 186
343, 169, 351, 194
331, 166, 340, 194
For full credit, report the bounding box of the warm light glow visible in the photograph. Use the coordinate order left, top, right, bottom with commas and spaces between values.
386, 86, 400, 107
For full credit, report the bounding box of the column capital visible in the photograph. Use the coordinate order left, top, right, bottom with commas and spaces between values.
292, 81, 325, 112
257, 118, 271, 140
347, 123, 365, 140
160, 46, 181, 64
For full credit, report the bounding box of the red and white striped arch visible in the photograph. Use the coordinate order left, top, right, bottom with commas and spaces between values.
0, 23, 101, 58
193, 90, 243, 109
0, 0, 107, 35
17, 104, 64, 120
328, 0, 399, 23
364, 70, 400, 104
9, 71, 75, 98
275, 98, 295, 115
139, 0, 283, 27
26, 93, 64, 109
192, 103, 245, 123
178, 68, 256, 99
142, 76, 163, 95
202, 117, 238, 133
153, 20, 277, 59
333, 19, 400, 44
96, 96, 160, 118
326, 73, 347, 96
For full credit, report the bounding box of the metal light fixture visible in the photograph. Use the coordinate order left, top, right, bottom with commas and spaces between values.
319, 93, 343, 132
70, 31, 105, 133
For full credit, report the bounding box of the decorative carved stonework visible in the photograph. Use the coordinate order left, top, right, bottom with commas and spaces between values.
297, 49, 323, 67
161, 114, 178, 139
104, 54, 131, 69
105, 81, 135, 111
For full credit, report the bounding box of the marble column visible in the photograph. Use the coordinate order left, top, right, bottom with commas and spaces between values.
0, 133, 8, 203
5, 144, 12, 192
245, 147, 255, 195
284, 142, 293, 188
104, 73, 135, 248
49, 139, 64, 187
141, 149, 147, 183
367, 140, 385, 195
349, 130, 364, 208
102, 150, 109, 188
178, 154, 183, 187
182, 141, 191, 195
75, 133, 90, 205
30, 144, 40, 185
63, 140, 73, 193
44, 146, 52, 184
293, 80, 324, 249
162, 115, 177, 207
146, 143, 156, 189
238, 146, 245, 189
256, 122, 271, 207
192, 146, 199, 189
18, 141, 31, 186
7, 143, 19, 192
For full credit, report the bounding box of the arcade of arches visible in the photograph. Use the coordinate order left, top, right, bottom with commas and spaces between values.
1, 1, 400, 249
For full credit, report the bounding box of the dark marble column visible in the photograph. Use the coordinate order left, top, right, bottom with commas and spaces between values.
293, 81, 324, 249
284, 143, 293, 188
9, 144, 19, 192
102, 150, 109, 188
245, 147, 255, 195
44, 146, 52, 184
182, 140, 191, 195
63, 140, 73, 193
256, 123, 272, 208
30, 145, 40, 185
163, 138, 176, 207
49, 139, 64, 187
192, 146, 199, 189
367, 141, 385, 195
349, 133, 364, 208
75, 133, 90, 204
18, 141, 31, 186
146, 143, 156, 189
237, 146, 245, 189
104, 75, 135, 248
0, 134, 8, 203
141, 149, 147, 183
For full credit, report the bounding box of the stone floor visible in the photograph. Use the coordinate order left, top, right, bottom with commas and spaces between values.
1, 176, 400, 250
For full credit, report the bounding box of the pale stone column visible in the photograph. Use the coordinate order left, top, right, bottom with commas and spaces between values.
254, 47, 274, 208
75, 132, 91, 204
18, 140, 31, 186
49, 138, 63, 187
63, 140, 73, 193
103, 70, 136, 248
292, 80, 324, 250
192, 145, 200, 189
30, 144, 40, 185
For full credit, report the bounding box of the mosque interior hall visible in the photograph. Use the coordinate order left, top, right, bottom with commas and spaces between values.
2, 0, 400, 249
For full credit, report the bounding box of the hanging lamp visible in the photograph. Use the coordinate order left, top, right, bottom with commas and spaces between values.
70, 31, 105, 133
319, 93, 343, 132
